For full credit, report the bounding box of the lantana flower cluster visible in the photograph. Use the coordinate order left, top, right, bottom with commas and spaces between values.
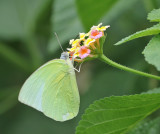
67, 23, 110, 62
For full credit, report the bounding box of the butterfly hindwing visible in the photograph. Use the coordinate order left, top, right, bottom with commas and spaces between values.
42, 59, 80, 121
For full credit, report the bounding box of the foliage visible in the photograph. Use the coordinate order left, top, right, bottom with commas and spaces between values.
114, 24, 160, 46
147, 8, 160, 22
143, 35, 160, 71
0, 87, 19, 114
76, 8, 160, 134
48, 0, 83, 53
76, 91, 160, 134
113, 7, 160, 74
1, 0, 160, 134
76, 0, 139, 30
129, 117, 160, 134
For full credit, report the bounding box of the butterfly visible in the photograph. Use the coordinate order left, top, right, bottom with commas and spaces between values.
18, 51, 80, 121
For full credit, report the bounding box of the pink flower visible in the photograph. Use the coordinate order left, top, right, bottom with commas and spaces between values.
90, 30, 103, 39
78, 46, 91, 59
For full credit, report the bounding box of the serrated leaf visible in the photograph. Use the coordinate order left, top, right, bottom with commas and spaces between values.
143, 35, 160, 71
114, 24, 160, 45
76, 93, 160, 134
148, 8, 160, 22
129, 117, 160, 134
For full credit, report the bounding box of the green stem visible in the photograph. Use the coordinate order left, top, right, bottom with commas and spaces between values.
99, 54, 160, 80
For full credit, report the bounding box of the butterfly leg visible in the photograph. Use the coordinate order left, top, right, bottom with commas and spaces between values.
72, 56, 75, 65
74, 62, 83, 72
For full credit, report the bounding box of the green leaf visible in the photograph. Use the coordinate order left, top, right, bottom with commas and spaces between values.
0, 88, 19, 114
76, 0, 117, 30
143, 35, 160, 71
76, 0, 138, 30
148, 8, 160, 22
114, 24, 160, 45
47, 0, 83, 53
0, 0, 51, 40
0, 86, 19, 100
0, 0, 51, 69
129, 117, 160, 134
145, 88, 160, 94
101, 0, 139, 25
0, 43, 30, 72
76, 93, 160, 134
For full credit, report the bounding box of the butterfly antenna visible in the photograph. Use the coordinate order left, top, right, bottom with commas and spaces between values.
54, 32, 64, 52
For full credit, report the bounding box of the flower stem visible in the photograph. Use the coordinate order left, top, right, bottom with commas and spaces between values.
99, 54, 160, 80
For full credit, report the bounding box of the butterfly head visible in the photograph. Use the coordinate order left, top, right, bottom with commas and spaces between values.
60, 52, 69, 60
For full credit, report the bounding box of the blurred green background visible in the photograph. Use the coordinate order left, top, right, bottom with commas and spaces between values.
0, 0, 160, 134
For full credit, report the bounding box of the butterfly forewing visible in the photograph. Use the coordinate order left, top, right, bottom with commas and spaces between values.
18, 59, 65, 111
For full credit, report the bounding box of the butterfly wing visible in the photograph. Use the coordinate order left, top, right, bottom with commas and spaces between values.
42, 59, 80, 121
18, 59, 66, 111
18, 59, 80, 121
